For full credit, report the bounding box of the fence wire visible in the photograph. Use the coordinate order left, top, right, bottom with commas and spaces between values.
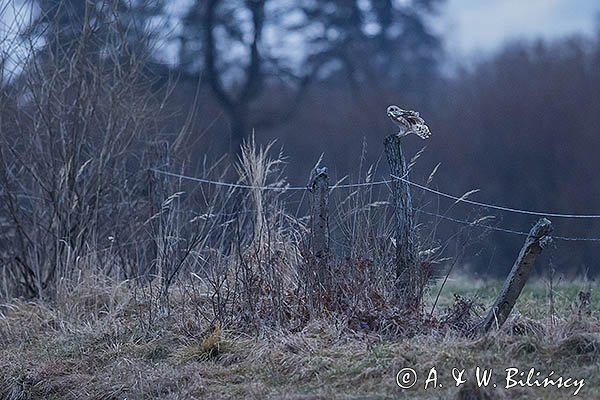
151, 168, 600, 242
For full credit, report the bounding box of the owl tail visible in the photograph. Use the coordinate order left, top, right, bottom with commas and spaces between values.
414, 124, 431, 139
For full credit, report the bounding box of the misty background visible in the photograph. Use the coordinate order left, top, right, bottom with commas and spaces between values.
2, 0, 600, 279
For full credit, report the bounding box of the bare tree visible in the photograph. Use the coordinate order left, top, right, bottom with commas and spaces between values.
176, 0, 443, 153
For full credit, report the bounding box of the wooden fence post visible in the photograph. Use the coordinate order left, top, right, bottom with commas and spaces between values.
309, 167, 330, 293
477, 218, 552, 335
384, 133, 419, 306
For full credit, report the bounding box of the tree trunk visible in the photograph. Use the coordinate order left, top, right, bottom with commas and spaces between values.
229, 107, 248, 155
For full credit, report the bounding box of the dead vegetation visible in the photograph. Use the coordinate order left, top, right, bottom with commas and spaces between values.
0, 3, 598, 399
0, 279, 597, 399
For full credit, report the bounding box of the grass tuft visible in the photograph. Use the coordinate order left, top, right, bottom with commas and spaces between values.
177, 324, 224, 362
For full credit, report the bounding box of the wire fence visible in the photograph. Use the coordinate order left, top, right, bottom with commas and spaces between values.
391, 174, 600, 219
150, 168, 392, 190
150, 168, 600, 243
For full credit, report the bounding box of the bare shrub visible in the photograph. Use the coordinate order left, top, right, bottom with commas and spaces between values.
0, 1, 165, 298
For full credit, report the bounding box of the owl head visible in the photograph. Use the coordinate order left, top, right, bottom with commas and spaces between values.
386, 105, 405, 119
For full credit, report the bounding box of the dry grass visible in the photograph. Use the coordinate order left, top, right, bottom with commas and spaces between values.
0, 5, 598, 399
0, 279, 597, 400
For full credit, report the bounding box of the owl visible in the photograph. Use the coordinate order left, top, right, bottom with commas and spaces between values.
387, 105, 431, 139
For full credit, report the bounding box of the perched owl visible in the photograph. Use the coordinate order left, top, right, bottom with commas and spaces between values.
387, 105, 431, 139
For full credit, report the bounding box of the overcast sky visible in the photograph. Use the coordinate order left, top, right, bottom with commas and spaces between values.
439, 0, 600, 57
2, 0, 600, 68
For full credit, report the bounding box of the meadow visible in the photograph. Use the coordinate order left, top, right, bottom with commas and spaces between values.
1, 277, 597, 399
1, 4, 599, 398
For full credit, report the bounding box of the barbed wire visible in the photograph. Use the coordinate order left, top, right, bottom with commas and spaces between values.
153, 168, 600, 219
417, 209, 600, 242
391, 175, 600, 219
151, 168, 392, 191
417, 210, 530, 237
150, 168, 600, 242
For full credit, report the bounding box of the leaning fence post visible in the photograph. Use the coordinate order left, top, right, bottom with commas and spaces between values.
309, 167, 330, 293
384, 133, 419, 306
477, 218, 552, 336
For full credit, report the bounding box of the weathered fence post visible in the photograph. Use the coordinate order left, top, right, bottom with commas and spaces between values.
384, 133, 419, 306
309, 167, 330, 294
477, 218, 552, 335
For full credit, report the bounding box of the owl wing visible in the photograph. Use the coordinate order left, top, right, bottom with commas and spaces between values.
404, 113, 425, 126
390, 114, 411, 128
413, 123, 431, 139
